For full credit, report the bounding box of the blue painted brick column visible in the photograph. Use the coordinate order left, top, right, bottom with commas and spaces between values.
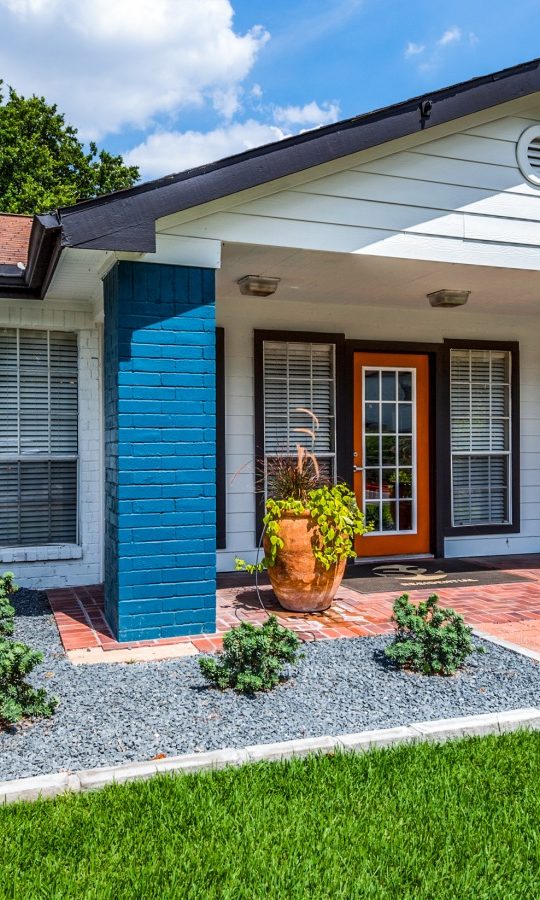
103, 261, 216, 642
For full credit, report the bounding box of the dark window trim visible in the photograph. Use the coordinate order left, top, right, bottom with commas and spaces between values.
254, 329, 345, 540
443, 339, 520, 537
216, 327, 226, 550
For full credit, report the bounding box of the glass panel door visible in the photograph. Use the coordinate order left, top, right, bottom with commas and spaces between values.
354, 352, 430, 558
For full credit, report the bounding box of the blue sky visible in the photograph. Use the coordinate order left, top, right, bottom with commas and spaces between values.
1, 0, 539, 181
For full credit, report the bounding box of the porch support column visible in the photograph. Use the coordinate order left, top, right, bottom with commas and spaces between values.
103, 261, 216, 642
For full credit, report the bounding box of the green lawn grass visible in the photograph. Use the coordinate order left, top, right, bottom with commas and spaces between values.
1, 732, 540, 899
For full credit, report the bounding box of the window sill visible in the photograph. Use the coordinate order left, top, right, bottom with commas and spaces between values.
0, 545, 83, 564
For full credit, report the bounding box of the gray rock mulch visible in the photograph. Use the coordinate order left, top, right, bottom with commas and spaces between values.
0, 588, 539, 782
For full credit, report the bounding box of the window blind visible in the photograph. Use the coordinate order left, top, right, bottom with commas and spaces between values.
0, 328, 78, 546
450, 349, 511, 526
262, 340, 336, 494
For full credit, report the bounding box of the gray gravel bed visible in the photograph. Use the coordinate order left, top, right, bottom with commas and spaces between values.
1, 588, 539, 781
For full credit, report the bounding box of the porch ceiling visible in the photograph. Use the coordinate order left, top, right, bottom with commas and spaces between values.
217, 242, 540, 316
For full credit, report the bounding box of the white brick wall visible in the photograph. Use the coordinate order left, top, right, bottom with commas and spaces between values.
0, 299, 103, 588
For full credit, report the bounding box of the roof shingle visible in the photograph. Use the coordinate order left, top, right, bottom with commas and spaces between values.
0, 213, 32, 266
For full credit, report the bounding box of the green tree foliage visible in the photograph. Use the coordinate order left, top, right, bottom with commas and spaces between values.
0, 82, 139, 214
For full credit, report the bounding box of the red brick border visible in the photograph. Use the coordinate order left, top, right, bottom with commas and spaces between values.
47, 555, 540, 656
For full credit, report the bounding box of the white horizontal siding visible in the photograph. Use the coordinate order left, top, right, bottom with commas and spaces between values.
217, 295, 540, 571
168, 109, 540, 269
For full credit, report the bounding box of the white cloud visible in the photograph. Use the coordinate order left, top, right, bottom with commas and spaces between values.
0, 0, 269, 139
437, 27, 462, 46
405, 25, 473, 73
124, 120, 289, 179
404, 41, 425, 58
273, 101, 340, 128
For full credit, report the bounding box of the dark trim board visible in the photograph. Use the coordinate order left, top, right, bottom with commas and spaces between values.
216, 327, 226, 549
252, 329, 521, 557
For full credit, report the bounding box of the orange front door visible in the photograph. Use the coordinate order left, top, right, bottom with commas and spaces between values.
354, 353, 431, 557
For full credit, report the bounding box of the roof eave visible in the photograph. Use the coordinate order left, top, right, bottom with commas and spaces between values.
56, 56, 540, 253
5, 54, 540, 297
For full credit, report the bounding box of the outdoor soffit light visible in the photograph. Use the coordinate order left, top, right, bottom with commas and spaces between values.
237, 274, 280, 297
427, 289, 470, 309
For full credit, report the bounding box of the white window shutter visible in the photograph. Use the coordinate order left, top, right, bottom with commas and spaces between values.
262, 341, 336, 494
0, 329, 78, 547
450, 349, 511, 526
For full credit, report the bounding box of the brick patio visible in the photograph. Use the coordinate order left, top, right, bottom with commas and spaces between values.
46, 554, 540, 661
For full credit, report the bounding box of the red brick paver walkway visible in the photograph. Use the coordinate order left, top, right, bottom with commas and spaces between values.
47, 554, 540, 658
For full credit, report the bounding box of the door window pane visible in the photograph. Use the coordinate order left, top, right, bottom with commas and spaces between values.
381, 404, 396, 433
365, 435, 379, 466
381, 372, 395, 401
365, 403, 379, 433
398, 372, 412, 401
398, 436, 412, 465
364, 371, 379, 401
381, 435, 396, 465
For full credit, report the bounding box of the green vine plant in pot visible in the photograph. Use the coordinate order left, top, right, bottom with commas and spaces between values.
236, 410, 370, 613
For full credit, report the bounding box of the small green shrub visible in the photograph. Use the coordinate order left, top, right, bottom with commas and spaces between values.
384, 593, 479, 676
199, 615, 302, 694
0, 640, 58, 726
0, 571, 16, 637
0, 572, 57, 727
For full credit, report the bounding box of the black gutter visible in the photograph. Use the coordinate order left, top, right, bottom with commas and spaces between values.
0, 213, 62, 299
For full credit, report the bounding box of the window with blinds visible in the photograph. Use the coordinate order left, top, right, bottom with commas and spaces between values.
262, 341, 336, 494
0, 328, 78, 546
450, 348, 511, 527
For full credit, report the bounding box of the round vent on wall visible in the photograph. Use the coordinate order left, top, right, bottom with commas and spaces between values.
516, 125, 540, 186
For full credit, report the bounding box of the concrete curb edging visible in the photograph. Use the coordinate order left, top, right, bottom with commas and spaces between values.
473, 628, 540, 663
2, 707, 540, 805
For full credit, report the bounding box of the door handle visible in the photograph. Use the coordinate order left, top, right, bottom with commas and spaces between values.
353, 465, 364, 473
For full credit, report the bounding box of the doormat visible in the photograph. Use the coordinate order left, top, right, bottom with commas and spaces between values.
342, 558, 533, 594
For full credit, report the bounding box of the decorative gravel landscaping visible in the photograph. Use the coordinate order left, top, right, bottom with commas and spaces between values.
1, 588, 540, 782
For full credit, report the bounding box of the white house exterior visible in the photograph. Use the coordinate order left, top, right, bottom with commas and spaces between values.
3, 58, 540, 640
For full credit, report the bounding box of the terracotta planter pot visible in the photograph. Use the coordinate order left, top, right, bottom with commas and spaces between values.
263, 511, 346, 612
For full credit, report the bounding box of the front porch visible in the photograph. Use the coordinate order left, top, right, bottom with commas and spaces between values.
48, 554, 540, 663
